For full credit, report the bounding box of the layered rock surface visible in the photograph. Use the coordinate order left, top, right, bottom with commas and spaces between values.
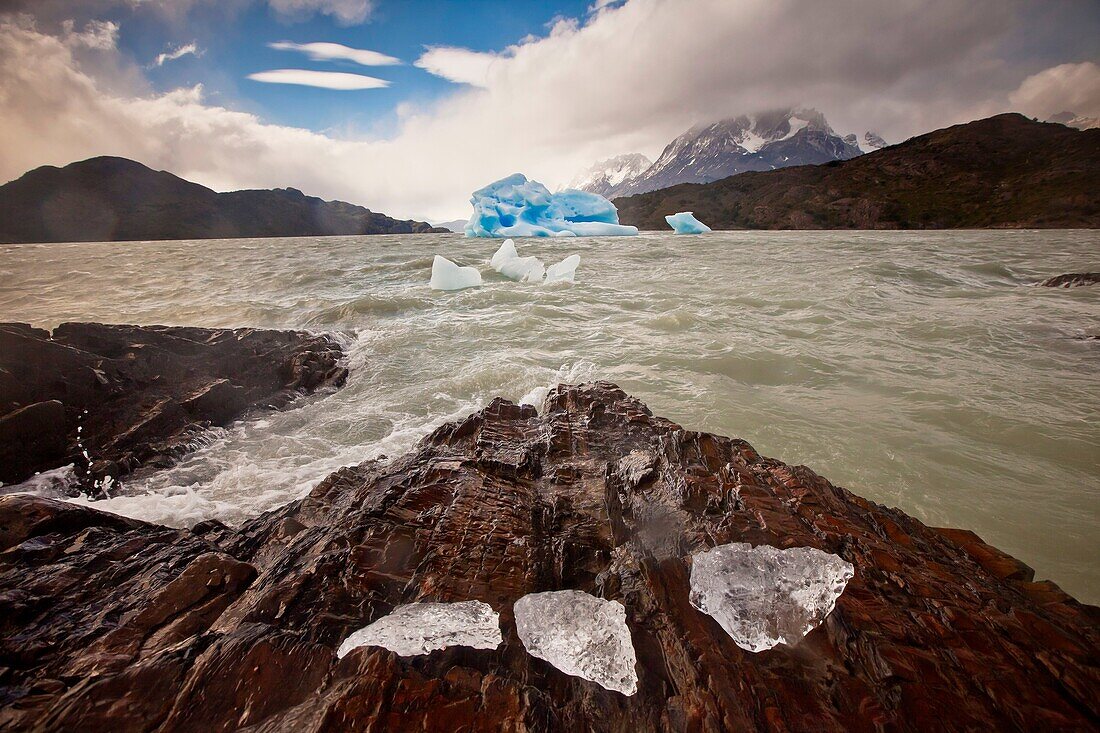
0, 382, 1096, 731
0, 322, 347, 491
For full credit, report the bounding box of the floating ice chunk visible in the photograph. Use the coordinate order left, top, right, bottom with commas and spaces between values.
490, 239, 545, 283
490, 239, 520, 269
514, 590, 638, 695
689, 543, 853, 652
337, 600, 502, 658
465, 173, 638, 238
430, 255, 482, 290
544, 254, 581, 285
665, 211, 712, 234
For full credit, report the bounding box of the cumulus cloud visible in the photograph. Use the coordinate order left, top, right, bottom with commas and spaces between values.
1008, 61, 1100, 119
246, 69, 389, 89
268, 40, 399, 66
266, 0, 373, 26
414, 46, 502, 87
2, 0, 1098, 220
61, 19, 119, 50
151, 41, 201, 67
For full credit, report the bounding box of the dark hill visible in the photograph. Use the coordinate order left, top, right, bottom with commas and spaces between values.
0, 156, 446, 243
614, 114, 1100, 230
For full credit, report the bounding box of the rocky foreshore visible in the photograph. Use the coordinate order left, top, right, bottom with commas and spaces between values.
0, 382, 1096, 731
0, 322, 347, 494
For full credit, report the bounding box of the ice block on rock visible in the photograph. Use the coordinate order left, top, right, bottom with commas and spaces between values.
665, 211, 712, 234
430, 255, 482, 290
689, 543, 853, 652
337, 600, 502, 658
544, 254, 580, 285
465, 173, 638, 238
514, 590, 638, 695
490, 239, 545, 283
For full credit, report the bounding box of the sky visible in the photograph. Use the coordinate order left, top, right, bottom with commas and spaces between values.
0, 0, 1097, 220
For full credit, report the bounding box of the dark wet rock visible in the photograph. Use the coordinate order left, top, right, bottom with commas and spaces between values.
0, 322, 347, 491
0, 382, 1096, 731
1037, 272, 1100, 288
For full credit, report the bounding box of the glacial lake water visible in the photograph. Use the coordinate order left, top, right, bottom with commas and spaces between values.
1, 231, 1097, 602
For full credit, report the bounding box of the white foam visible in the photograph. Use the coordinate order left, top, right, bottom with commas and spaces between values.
3, 463, 77, 496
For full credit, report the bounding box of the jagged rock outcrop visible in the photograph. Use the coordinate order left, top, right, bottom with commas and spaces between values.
0, 322, 347, 491
1037, 272, 1100, 288
1, 383, 1096, 731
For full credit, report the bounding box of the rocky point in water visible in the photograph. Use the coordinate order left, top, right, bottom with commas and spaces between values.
1037, 272, 1100, 288
0, 322, 347, 494
0, 382, 1095, 731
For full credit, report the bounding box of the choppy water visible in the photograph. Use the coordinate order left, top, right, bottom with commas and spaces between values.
1, 231, 1097, 602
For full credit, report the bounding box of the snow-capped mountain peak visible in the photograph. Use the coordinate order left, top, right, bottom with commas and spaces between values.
571, 108, 883, 199
566, 153, 652, 197
845, 131, 888, 154
1046, 111, 1100, 130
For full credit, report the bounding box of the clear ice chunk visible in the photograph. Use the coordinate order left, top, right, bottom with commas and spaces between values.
490, 239, 546, 282
544, 254, 580, 285
514, 590, 638, 695
430, 255, 482, 290
664, 211, 712, 234
337, 600, 502, 658
689, 543, 854, 653
465, 173, 638, 238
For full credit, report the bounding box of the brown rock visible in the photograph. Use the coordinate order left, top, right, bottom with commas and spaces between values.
0, 383, 1096, 731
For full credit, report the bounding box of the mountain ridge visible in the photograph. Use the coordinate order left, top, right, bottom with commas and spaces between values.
572, 108, 878, 198
614, 114, 1100, 230
0, 156, 446, 243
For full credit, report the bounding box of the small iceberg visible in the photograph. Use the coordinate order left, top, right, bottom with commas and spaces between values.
337, 600, 502, 658
490, 239, 545, 283
514, 590, 638, 695
665, 211, 712, 234
544, 254, 580, 285
430, 255, 482, 291
465, 173, 638, 238
689, 543, 854, 652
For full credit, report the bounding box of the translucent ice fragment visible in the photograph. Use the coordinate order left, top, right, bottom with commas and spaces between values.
430, 255, 482, 290
665, 211, 712, 234
689, 543, 853, 652
544, 255, 580, 285
514, 590, 638, 695
337, 600, 502, 658
490, 239, 545, 282
465, 173, 638, 238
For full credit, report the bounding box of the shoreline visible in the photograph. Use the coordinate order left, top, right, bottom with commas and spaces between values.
1, 381, 1096, 730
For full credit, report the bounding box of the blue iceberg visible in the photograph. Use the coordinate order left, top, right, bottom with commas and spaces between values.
465, 173, 638, 238
665, 211, 712, 234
